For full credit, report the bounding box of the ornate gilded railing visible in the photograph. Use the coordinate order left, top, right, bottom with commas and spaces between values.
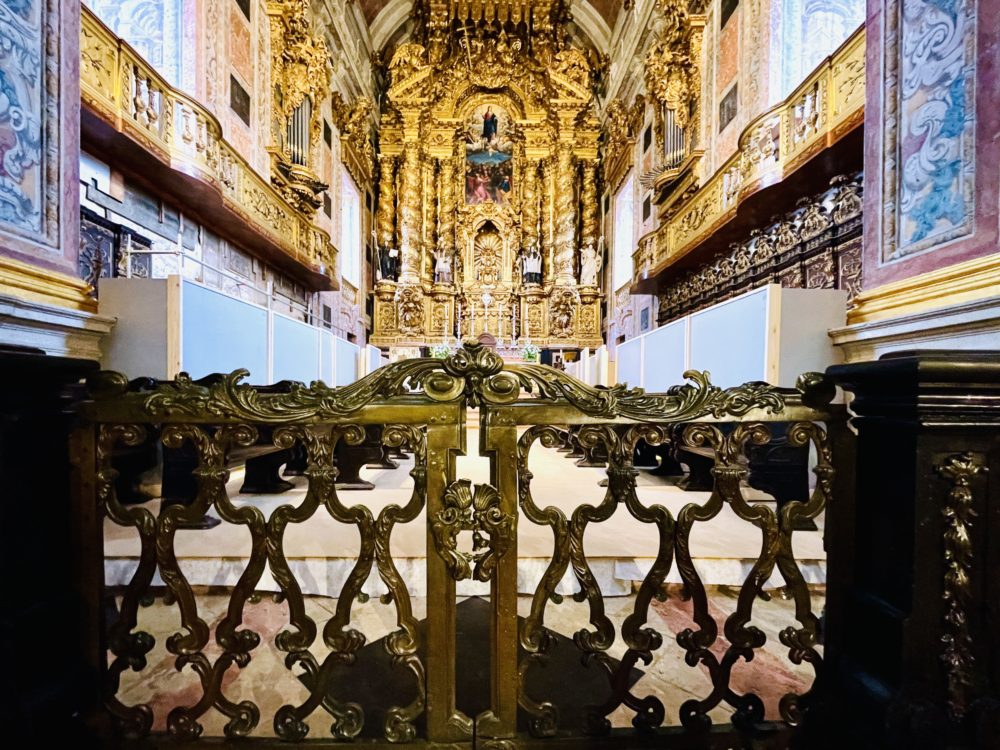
633, 25, 865, 284
79, 6, 337, 281
71, 343, 849, 747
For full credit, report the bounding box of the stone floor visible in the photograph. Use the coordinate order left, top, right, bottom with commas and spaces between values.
117, 585, 824, 738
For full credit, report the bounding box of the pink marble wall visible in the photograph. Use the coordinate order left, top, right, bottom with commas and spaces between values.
0, 0, 80, 279
862, 0, 1000, 290
229, 5, 252, 82
716, 11, 740, 96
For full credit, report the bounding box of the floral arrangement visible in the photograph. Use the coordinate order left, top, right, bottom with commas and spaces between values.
430, 343, 453, 359
521, 342, 540, 362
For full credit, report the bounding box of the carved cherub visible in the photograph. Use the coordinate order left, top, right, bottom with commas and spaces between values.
389, 43, 427, 87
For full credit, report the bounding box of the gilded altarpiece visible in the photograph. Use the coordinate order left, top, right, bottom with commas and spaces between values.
370, 1, 603, 354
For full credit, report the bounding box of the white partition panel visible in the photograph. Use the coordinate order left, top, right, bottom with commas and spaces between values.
689, 287, 770, 388
775, 288, 847, 386
366, 344, 383, 375
616, 337, 643, 388
319, 330, 335, 384
99, 277, 172, 379
335, 338, 359, 385
642, 318, 688, 392
182, 280, 268, 381
272, 313, 320, 383
593, 345, 610, 386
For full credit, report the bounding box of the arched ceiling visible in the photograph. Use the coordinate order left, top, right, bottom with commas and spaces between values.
358, 0, 621, 25
359, 0, 620, 53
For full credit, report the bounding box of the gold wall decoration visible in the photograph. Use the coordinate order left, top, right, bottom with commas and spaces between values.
370, 0, 604, 352
935, 451, 984, 722
267, 0, 331, 213
603, 95, 645, 193
639, 1, 706, 190
332, 94, 376, 187
632, 26, 865, 286
79, 5, 337, 286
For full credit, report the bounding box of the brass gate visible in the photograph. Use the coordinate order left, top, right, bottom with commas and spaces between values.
73, 342, 846, 748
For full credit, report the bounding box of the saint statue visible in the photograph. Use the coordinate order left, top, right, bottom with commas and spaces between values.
378, 246, 400, 282
579, 239, 603, 286
522, 243, 543, 285
482, 106, 498, 143
434, 249, 453, 284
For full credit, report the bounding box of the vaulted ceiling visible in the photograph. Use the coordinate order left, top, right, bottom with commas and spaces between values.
357, 0, 622, 25
356, 0, 623, 50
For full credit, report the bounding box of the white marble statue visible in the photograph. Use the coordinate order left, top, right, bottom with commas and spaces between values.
579, 239, 603, 286
434, 249, 453, 284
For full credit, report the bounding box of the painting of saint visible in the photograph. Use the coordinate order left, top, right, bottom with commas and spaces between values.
464, 104, 513, 205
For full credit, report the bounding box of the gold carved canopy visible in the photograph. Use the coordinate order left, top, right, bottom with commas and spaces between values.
371, 0, 604, 355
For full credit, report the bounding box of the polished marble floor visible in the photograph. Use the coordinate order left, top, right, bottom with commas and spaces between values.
118, 584, 824, 738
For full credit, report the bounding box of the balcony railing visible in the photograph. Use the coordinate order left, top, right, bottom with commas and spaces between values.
79, 6, 337, 285
71, 342, 848, 746
633, 25, 865, 285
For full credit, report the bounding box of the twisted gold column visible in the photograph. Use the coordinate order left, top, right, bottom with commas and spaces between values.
422, 157, 436, 283
437, 156, 456, 263
376, 154, 397, 249
540, 157, 553, 282
580, 158, 598, 254
554, 141, 577, 285
399, 144, 421, 283
521, 160, 539, 255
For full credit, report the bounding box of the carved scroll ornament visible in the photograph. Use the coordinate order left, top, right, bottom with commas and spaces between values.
83, 342, 816, 427
432, 480, 513, 581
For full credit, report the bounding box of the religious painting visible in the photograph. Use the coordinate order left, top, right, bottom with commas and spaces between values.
0, 0, 43, 235
464, 104, 513, 205
889, 0, 976, 259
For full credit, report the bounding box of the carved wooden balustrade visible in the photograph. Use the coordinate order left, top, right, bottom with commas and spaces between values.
633, 25, 865, 284
79, 5, 337, 284
70, 343, 849, 748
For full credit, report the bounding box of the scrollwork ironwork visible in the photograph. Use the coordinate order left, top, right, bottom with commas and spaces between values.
432, 479, 513, 582
85, 342, 797, 424
82, 340, 842, 745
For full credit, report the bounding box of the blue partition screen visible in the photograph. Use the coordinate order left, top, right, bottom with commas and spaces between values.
182, 281, 268, 381
335, 338, 359, 385
642, 319, 687, 392
616, 337, 642, 388
320, 331, 335, 384
273, 314, 320, 384
689, 288, 768, 387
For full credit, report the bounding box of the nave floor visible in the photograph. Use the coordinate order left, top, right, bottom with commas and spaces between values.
117, 585, 824, 737
104, 423, 827, 597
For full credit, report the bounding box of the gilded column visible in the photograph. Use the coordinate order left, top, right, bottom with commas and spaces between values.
521, 160, 539, 255
422, 156, 436, 283
580, 158, 598, 256
553, 140, 577, 285
437, 155, 456, 265
399, 143, 422, 283
376, 154, 397, 250
540, 157, 553, 282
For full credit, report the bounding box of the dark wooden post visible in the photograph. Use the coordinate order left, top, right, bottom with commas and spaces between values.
826, 351, 1000, 749
0, 349, 100, 742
